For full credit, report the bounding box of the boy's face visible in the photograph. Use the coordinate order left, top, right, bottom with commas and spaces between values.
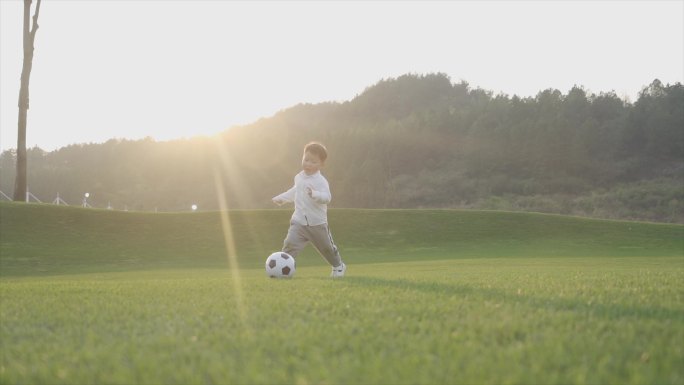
302, 151, 324, 175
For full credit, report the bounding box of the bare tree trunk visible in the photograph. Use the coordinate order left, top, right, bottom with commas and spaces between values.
13, 0, 41, 202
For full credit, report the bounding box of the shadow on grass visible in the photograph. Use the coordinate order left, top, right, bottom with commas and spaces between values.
342, 276, 684, 322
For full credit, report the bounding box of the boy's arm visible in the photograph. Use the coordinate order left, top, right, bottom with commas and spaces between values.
272, 186, 296, 206
308, 181, 331, 204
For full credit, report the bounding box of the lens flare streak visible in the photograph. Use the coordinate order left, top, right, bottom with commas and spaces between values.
213, 168, 251, 336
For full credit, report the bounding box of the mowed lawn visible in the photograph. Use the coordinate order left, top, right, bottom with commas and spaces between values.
1, 202, 683, 384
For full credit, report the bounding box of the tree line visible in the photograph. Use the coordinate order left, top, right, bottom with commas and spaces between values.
1, 73, 682, 222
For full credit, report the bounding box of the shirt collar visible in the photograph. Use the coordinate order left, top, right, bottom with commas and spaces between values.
300, 170, 321, 178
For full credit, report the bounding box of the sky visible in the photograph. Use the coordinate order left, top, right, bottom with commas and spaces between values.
1, 0, 683, 153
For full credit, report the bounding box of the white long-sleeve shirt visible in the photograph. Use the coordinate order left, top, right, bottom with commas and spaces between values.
273, 170, 331, 226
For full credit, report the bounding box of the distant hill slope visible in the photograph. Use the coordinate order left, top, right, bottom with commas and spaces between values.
1, 202, 682, 277
1, 74, 682, 223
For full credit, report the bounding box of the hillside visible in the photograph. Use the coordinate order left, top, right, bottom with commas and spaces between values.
1, 74, 682, 222
1, 202, 682, 277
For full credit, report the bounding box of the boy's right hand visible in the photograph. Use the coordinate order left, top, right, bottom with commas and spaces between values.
272, 198, 286, 206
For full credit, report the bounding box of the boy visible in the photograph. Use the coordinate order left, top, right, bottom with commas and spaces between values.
272, 142, 346, 278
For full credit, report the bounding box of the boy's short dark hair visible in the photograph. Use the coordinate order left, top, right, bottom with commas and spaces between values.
304, 142, 328, 162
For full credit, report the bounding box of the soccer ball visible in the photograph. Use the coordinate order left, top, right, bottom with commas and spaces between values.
265, 252, 296, 278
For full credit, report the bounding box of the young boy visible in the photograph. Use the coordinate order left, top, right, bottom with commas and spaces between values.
272, 142, 346, 277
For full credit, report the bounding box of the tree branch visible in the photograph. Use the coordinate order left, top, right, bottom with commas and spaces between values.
30, 0, 41, 42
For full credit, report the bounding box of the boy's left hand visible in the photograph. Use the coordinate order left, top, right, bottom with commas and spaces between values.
306, 187, 315, 198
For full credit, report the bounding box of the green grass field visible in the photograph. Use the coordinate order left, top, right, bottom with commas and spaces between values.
1, 202, 683, 384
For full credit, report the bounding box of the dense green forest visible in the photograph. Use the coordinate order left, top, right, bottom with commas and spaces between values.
1, 74, 682, 222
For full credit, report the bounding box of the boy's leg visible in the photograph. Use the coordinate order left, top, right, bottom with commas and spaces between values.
282, 222, 308, 259
307, 224, 343, 267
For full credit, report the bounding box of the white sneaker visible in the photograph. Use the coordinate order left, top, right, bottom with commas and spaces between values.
331, 262, 346, 278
